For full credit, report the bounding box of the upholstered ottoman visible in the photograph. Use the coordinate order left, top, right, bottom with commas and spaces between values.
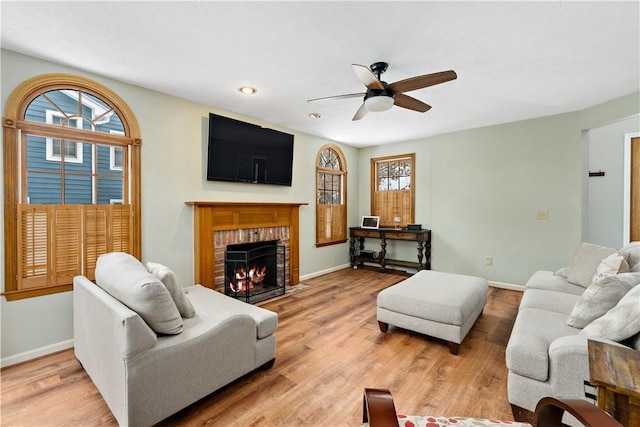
377, 270, 488, 354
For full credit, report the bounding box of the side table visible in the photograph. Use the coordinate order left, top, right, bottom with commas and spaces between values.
588, 339, 640, 426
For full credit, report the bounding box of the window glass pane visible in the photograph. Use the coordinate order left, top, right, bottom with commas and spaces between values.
26, 134, 61, 172
388, 178, 399, 190
398, 176, 411, 190
61, 141, 88, 170
96, 144, 124, 176
332, 175, 340, 190
65, 174, 92, 204
27, 171, 62, 204
378, 162, 388, 178
97, 176, 124, 204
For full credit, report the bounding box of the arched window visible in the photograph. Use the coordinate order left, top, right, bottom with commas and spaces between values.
316, 144, 347, 246
2, 74, 141, 300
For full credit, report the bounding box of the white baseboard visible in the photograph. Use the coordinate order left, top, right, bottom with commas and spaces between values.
488, 280, 525, 292
1, 339, 74, 368
299, 263, 351, 282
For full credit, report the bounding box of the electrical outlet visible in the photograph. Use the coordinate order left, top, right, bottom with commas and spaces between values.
536, 210, 549, 220
485, 256, 493, 266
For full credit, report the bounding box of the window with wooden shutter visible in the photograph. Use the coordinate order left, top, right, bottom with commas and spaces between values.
371, 153, 415, 228
316, 145, 347, 246
3, 74, 141, 300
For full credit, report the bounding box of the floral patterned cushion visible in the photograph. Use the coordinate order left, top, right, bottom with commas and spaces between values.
396, 414, 533, 427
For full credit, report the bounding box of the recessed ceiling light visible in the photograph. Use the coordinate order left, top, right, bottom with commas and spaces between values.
308, 113, 322, 119
239, 86, 257, 95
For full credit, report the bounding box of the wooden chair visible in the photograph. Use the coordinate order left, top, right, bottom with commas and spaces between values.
362, 388, 623, 427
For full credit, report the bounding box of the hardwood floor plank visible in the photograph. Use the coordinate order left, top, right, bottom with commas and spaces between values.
1, 267, 522, 426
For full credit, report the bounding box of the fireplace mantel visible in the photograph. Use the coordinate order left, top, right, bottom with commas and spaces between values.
186, 201, 307, 290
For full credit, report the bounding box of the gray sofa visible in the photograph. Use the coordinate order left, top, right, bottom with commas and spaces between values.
506, 242, 640, 422
74, 252, 278, 426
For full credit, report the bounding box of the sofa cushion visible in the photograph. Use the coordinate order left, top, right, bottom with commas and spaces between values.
519, 289, 579, 314
147, 262, 196, 318
506, 308, 580, 381
95, 252, 183, 335
580, 284, 640, 342
620, 241, 640, 272
565, 243, 618, 288
186, 285, 278, 339
566, 272, 639, 328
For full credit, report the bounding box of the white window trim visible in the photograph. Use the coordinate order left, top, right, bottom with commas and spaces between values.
45, 110, 83, 163
109, 130, 125, 171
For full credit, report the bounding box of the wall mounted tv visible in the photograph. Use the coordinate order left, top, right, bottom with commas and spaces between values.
207, 113, 294, 186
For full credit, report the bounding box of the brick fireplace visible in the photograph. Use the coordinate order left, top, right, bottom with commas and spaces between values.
185, 201, 307, 292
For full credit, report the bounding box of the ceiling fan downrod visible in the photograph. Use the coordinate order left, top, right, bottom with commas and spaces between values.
369, 61, 388, 81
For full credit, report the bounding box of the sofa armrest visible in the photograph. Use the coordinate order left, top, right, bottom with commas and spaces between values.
73, 275, 157, 425
548, 335, 591, 398
549, 335, 630, 399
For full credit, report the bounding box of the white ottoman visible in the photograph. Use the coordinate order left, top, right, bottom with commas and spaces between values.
377, 270, 488, 355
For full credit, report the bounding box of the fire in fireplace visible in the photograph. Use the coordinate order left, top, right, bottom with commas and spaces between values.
224, 240, 286, 304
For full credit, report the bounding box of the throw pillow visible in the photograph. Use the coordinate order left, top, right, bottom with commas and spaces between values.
95, 252, 183, 335
580, 284, 640, 342
566, 272, 639, 328
565, 242, 618, 288
619, 241, 640, 272
591, 253, 630, 284
147, 262, 196, 318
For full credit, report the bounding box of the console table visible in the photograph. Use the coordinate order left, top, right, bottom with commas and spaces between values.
349, 227, 431, 271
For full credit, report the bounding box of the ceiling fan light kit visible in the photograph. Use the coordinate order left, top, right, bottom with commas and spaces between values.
308, 61, 457, 121
365, 94, 394, 112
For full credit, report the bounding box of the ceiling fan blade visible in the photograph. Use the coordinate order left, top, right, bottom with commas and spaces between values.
394, 93, 432, 113
352, 103, 369, 121
307, 93, 365, 102
352, 64, 385, 90
389, 70, 457, 94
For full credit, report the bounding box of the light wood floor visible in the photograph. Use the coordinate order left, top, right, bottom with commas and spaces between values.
1, 267, 522, 426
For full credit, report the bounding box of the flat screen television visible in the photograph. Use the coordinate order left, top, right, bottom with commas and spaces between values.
207, 113, 294, 186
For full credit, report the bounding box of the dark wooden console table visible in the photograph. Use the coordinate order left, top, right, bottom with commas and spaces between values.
349, 227, 431, 271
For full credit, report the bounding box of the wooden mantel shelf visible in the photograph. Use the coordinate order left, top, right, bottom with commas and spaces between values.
185, 201, 308, 290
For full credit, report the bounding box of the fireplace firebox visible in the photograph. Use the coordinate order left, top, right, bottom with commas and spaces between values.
224, 240, 286, 304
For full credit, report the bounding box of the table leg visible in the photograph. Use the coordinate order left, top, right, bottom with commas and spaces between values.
349, 237, 356, 267
380, 238, 387, 271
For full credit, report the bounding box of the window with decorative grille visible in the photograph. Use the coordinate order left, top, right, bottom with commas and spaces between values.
370, 153, 415, 228
3, 75, 141, 300
316, 145, 347, 246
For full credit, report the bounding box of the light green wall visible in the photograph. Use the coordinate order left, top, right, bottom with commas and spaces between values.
359, 113, 584, 284
1, 48, 638, 365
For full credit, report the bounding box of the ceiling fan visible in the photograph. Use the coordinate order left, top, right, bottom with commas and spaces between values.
308, 61, 457, 121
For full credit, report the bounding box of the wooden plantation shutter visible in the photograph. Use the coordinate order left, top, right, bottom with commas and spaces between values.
18, 206, 49, 289
53, 205, 82, 285
17, 204, 131, 288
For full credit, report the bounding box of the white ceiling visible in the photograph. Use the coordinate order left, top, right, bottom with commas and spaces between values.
2, 1, 639, 147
